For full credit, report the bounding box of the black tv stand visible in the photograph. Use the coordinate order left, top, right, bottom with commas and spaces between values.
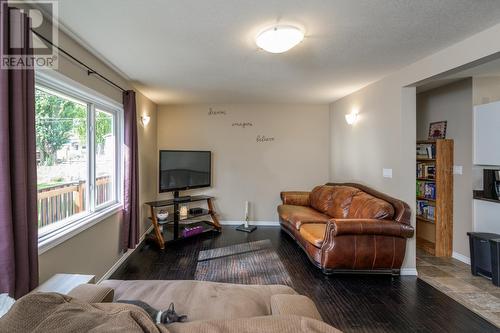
173, 191, 191, 202
145, 195, 221, 250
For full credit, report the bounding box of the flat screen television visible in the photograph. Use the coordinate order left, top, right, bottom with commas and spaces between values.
159, 150, 211, 193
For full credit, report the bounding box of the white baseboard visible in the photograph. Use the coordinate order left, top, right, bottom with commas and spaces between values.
220, 220, 279, 226
452, 251, 471, 265
97, 224, 153, 283
401, 268, 418, 276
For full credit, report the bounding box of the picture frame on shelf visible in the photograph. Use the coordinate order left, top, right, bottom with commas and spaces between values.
428, 121, 447, 140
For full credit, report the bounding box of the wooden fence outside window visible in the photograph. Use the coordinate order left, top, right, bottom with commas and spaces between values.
37, 175, 112, 228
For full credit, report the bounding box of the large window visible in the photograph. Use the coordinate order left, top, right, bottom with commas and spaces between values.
95, 109, 116, 207
35, 73, 123, 241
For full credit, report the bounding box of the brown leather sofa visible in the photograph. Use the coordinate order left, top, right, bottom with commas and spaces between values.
278, 183, 414, 275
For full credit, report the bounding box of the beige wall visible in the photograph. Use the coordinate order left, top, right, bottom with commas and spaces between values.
473, 76, 500, 106
330, 78, 407, 196
330, 22, 500, 270
417, 79, 473, 258
39, 213, 122, 282
37, 26, 157, 283
157, 104, 330, 222
137, 93, 158, 236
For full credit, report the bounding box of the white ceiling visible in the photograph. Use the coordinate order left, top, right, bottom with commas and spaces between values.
56, 0, 500, 105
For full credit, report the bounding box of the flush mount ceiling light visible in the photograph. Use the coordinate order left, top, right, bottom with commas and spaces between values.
256, 25, 304, 53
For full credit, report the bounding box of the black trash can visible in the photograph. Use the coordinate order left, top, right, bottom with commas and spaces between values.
467, 232, 500, 287
491, 238, 500, 287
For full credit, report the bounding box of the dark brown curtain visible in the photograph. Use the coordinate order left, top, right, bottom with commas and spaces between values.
0, 2, 39, 298
121, 90, 139, 250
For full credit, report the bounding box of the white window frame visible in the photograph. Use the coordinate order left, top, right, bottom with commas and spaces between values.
35, 70, 124, 254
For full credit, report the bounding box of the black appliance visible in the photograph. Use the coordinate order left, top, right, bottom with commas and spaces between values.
159, 150, 211, 201
483, 169, 500, 200
467, 232, 500, 287
189, 207, 204, 215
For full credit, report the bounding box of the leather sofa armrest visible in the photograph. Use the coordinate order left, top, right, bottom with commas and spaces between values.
67, 284, 114, 303
270, 294, 323, 321
326, 219, 414, 238
280, 191, 310, 206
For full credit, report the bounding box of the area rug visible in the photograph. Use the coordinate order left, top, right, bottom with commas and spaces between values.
195, 239, 293, 286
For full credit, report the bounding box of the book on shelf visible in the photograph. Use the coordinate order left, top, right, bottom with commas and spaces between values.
416, 162, 435, 179
416, 143, 436, 159
416, 200, 435, 221
416, 180, 436, 199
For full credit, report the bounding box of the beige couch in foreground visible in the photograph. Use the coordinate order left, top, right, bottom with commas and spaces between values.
101, 280, 324, 323
0, 280, 341, 333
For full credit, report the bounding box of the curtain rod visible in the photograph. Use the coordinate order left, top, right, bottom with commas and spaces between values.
30, 29, 127, 93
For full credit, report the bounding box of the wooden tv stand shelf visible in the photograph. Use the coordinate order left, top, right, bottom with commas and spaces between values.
144, 195, 221, 250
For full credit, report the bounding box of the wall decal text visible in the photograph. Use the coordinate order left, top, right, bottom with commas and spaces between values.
232, 122, 253, 128
256, 135, 275, 143
208, 107, 227, 116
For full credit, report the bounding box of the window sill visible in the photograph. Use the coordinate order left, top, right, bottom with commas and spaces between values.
38, 203, 123, 255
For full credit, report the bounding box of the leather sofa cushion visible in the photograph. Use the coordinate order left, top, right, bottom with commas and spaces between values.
347, 192, 395, 220
299, 224, 327, 248
280, 191, 310, 206
309, 185, 394, 220
326, 186, 361, 218
309, 186, 335, 214
278, 205, 330, 230
310, 185, 360, 218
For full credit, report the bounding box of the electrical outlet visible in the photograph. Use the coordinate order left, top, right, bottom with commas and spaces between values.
383, 168, 393, 178
453, 165, 463, 175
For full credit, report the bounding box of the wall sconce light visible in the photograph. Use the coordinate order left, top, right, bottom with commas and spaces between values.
345, 109, 358, 125
141, 115, 150, 126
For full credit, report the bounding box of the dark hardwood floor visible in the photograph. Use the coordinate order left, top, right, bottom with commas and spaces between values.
111, 226, 498, 333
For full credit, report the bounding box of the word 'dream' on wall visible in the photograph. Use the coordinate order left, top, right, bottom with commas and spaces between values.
208, 107, 226, 116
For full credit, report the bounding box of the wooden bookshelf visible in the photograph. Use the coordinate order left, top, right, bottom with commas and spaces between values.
416, 215, 435, 224
417, 196, 436, 202
416, 237, 436, 256
416, 139, 453, 257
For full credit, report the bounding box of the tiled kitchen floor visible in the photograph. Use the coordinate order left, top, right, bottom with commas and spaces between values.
417, 248, 500, 327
